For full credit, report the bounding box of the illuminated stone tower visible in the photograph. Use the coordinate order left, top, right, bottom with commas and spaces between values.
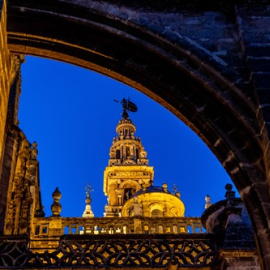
103, 99, 154, 217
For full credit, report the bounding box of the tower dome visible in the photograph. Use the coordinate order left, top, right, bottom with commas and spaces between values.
121, 183, 185, 218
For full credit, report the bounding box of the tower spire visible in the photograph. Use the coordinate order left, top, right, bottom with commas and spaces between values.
103, 99, 154, 217
82, 184, 94, 218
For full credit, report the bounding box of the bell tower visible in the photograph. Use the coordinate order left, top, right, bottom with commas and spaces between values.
103, 99, 154, 217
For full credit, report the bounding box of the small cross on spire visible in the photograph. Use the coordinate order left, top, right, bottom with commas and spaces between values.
83, 183, 94, 218
85, 183, 93, 197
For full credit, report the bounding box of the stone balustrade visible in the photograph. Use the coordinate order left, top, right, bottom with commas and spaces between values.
32, 216, 203, 238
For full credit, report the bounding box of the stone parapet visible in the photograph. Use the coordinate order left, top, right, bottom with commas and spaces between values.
202, 185, 259, 269
31, 216, 203, 240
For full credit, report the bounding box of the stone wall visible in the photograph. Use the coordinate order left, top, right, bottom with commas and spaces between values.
0, 0, 12, 176
237, 4, 270, 168
0, 0, 24, 234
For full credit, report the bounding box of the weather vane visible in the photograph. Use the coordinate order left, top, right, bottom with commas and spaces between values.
114, 98, 138, 119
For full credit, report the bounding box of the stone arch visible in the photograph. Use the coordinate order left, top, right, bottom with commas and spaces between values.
149, 203, 164, 217
7, 1, 262, 182
4, 1, 270, 268
119, 180, 141, 191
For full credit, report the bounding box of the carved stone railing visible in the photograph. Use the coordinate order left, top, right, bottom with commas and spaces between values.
0, 234, 217, 268
32, 216, 203, 237
30, 217, 203, 251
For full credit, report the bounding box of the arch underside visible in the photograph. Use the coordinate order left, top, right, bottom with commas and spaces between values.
5, 1, 270, 268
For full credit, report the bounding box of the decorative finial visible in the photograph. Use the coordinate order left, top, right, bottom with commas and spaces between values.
114, 98, 138, 119
172, 184, 179, 194
85, 183, 93, 198
83, 183, 94, 218
205, 194, 212, 209
51, 187, 62, 217
172, 184, 180, 197
225, 183, 236, 205
225, 184, 235, 199
162, 182, 168, 192
32, 141, 38, 149
31, 141, 38, 159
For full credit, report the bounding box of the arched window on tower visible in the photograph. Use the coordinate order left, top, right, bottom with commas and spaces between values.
116, 149, 120, 159
151, 209, 163, 217
126, 146, 130, 157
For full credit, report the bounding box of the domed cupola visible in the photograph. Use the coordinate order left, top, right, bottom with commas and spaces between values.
122, 182, 185, 218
